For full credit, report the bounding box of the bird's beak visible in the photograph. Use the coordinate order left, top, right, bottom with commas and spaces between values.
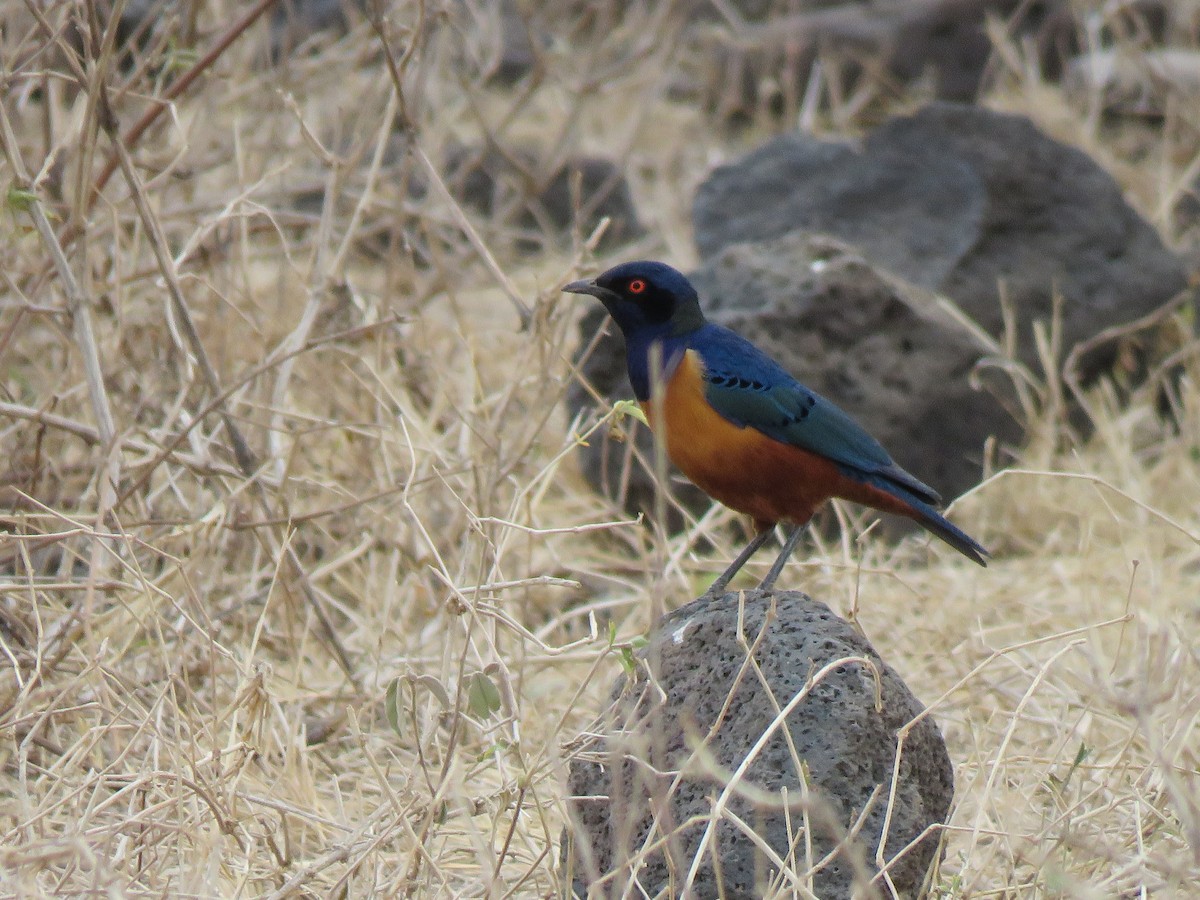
563, 279, 619, 305
562, 279, 601, 298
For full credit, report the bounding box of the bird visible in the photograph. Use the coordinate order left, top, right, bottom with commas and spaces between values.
564, 260, 988, 594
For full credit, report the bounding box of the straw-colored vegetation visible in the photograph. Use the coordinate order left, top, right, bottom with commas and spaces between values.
1, 1, 1198, 896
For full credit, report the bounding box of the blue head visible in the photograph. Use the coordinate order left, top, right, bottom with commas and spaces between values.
564, 261, 707, 400
563, 261, 706, 341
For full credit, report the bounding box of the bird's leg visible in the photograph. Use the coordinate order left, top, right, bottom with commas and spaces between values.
705, 527, 775, 597
758, 524, 807, 592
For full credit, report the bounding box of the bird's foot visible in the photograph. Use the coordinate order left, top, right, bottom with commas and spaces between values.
757, 524, 807, 593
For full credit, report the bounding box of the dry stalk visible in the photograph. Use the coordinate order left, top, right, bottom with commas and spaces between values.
0, 100, 115, 448
84, 0, 285, 215
92, 78, 358, 686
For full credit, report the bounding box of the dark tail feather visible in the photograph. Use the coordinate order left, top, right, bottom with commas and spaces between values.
906, 497, 989, 566
864, 473, 989, 566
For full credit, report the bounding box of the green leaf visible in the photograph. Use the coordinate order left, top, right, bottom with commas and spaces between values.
466, 671, 502, 719
163, 40, 200, 72
7, 187, 37, 214
619, 646, 637, 677
1044, 741, 1092, 797
612, 398, 648, 426
476, 738, 512, 763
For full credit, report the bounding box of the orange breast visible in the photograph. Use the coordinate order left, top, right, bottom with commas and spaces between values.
641, 350, 915, 528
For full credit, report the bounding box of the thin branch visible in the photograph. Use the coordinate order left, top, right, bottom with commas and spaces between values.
365, 0, 533, 328
410, 142, 533, 328
0, 401, 102, 446
95, 86, 257, 474
0, 98, 116, 447
86, 0, 284, 213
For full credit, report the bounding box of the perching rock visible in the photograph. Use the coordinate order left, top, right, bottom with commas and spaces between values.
693, 103, 1188, 384
562, 589, 954, 899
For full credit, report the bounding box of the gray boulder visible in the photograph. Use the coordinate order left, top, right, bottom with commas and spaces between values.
562, 589, 953, 899
693, 103, 1188, 384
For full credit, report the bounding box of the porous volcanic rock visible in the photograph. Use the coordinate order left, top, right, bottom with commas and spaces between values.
561, 589, 954, 899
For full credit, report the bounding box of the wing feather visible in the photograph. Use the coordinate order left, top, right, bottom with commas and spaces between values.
693, 325, 941, 505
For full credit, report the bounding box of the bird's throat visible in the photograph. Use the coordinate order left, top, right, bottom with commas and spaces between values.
626, 334, 688, 402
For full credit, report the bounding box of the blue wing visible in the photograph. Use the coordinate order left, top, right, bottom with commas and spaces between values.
689, 323, 941, 505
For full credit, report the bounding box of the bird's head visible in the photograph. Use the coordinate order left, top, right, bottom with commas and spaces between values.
563, 261, 705, 339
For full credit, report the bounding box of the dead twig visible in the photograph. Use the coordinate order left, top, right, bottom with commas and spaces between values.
94, 81, 360, 689
0, 100, 116, 448
85, 0, 284, 214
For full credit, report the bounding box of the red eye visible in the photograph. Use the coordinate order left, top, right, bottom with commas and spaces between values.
628, 279, 647, 294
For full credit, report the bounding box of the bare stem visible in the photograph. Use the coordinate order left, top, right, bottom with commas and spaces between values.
0, 99, 116, 447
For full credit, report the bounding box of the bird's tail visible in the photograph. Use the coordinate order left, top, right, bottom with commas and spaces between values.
862, 474, 990, 567
906, 497, 989, 566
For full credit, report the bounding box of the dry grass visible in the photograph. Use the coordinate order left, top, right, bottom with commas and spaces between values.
1, 1, 1198, 896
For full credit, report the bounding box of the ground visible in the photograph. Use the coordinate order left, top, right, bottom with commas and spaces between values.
0, 1, 1198, 897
